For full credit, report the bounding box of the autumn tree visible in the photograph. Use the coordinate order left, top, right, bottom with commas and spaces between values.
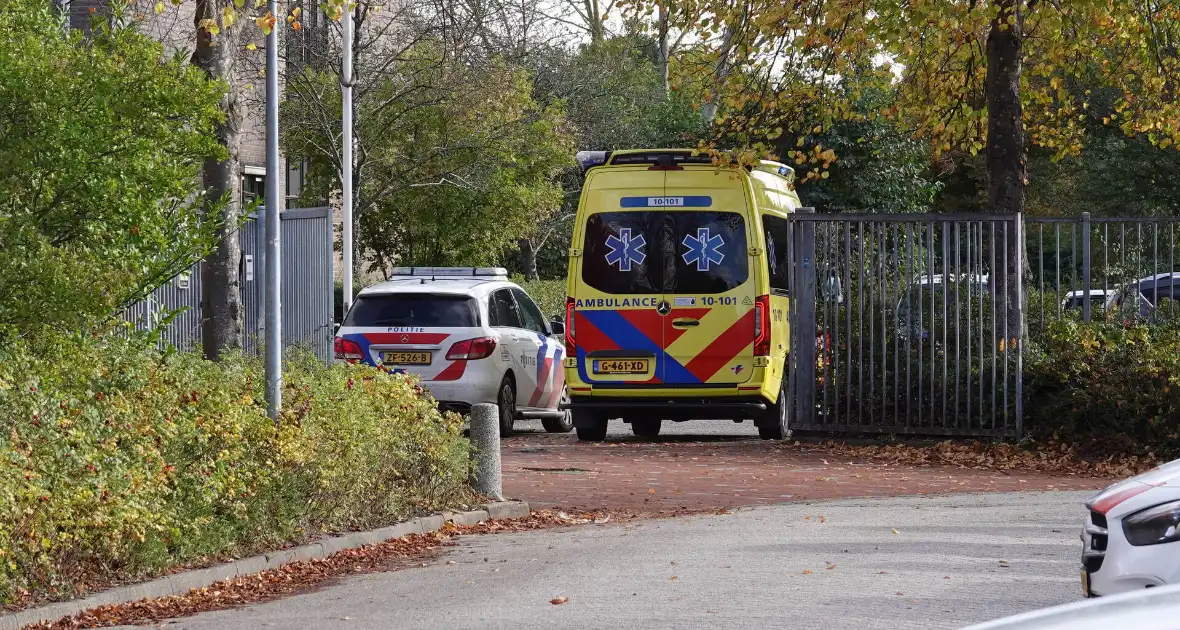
0, 0, 224, 335
627, 0, 1180, 342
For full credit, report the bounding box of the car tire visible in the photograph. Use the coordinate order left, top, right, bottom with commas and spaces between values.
758, 373, 790, 441
542, 387, 574, 434
497, 375, 517, 437
573, 408, 607, 442
630, 419, 662, 438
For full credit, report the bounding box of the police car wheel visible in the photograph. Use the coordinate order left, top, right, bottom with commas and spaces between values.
542, 388, 574, 433
497, 376, 516, 437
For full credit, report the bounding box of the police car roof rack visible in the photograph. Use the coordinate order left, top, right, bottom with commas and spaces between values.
389, 267, 508, 280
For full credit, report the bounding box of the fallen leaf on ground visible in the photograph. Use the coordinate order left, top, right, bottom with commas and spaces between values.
825, 564, 836, 570
891, 528, 900, 535
670, 576, 678, 581
550, 597, 569, 605
802, 569, 813, 575
648, 488, 656, 495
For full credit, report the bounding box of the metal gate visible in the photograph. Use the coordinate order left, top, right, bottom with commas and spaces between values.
124, 207, 335, 361
786, 212, 1023, 437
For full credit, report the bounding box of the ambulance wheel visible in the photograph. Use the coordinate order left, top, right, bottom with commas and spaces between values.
630, 419, 662, 438
542, 388, 574, 434
573, 409, 607, 442
758, 375, 790, 441
497, 375, 517, 437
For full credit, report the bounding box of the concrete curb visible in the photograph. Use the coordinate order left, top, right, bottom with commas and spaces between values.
0, 501, 529, 630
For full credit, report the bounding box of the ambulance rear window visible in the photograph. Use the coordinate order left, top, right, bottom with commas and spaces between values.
344, 294, 479, 327
581, 211, 749, 295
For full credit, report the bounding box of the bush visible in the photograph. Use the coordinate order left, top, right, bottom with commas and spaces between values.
0, 331, 472, 606
1024, 320, 1180, 457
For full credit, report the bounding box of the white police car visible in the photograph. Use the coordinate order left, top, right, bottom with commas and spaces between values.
1080, 458, 1180, 598
334, 267, 570, 436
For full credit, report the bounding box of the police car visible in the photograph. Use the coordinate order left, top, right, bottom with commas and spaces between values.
1081, 458, 1180, 598
334, 267, 571, 436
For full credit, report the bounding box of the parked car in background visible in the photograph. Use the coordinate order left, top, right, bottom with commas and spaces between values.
1081, 458, 1180, 598
960, 582, 1180, 630
896, 273, 989, 342
1106, 272, 1180, 320
1061, 289, 1113, 313
335, 267, 570, 436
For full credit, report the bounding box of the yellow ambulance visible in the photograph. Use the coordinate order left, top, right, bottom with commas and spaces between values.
562, 149, 800, 441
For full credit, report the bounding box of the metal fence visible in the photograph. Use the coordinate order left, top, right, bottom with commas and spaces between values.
124, 207, 334, 361
787, 212, 1024, 437
1027, 214, 1180, 332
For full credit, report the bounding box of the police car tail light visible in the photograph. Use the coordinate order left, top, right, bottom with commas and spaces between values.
446, 337, 497, 361
565, 297, 576, 351
753, 295, 771, 356
334, 337, 364, 362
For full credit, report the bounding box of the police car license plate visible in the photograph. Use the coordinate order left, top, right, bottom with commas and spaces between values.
383, 351, 431, 365
593, 359, 648, 374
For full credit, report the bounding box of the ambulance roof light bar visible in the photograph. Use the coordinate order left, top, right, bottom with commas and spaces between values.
576, 150, 612, 173
389, 267, 508, 278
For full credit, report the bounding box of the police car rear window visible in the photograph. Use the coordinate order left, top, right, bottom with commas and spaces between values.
344, 294, 479, 327
581, 211, 748, 295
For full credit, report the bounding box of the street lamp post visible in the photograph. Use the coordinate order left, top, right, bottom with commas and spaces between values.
341, 2, 354, 314
264, 0, 282, 420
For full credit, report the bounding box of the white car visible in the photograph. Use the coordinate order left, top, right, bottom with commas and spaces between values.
1081, 458, 1180, 597
962, 582, 1180, 629
334, 267, 571, 436
1061, 289, 1112, 312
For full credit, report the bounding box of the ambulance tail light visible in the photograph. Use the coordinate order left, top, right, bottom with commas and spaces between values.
334, 337, 364, 363
565, 297, 576, 351
446, 337, 497, 361
753, 295, 771, 356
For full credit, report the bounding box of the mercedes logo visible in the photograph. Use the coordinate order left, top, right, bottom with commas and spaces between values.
400, 334, 409, 343
656, 300, 671, 316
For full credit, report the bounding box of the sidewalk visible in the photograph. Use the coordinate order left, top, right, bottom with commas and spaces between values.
502, 434, 1100, 514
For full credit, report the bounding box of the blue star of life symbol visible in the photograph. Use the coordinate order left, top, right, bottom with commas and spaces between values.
605, 228, 646, 271
682, 228, 725, 271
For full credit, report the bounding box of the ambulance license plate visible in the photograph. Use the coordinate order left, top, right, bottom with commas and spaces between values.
383, 351, 431, 365
593, 359, 648, 375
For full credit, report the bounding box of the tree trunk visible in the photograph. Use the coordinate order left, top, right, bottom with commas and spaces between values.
193, 0, 243, 361
585, 0, 604, 43
985, 0, 1024, 352
700, 2, 745, 124
658, 5, 670, 97
518, 238, 539, 281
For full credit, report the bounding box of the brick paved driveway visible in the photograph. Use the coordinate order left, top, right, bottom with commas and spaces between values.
502, 420, 1102, 514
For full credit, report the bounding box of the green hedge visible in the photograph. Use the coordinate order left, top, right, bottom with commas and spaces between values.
515, 278, 567, 321
0, 332, 472, 606
1025, 320, 1180, 457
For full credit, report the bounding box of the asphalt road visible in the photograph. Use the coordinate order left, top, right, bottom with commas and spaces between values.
136, 491, 1089, 630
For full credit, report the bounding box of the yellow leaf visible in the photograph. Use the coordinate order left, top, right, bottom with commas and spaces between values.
821, 171, 830, 179
246, 42, 257, 51
199, 18, 220, 35
153, 1, 164, 13
222, 7, 236, 27
891, 528, 900, 535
